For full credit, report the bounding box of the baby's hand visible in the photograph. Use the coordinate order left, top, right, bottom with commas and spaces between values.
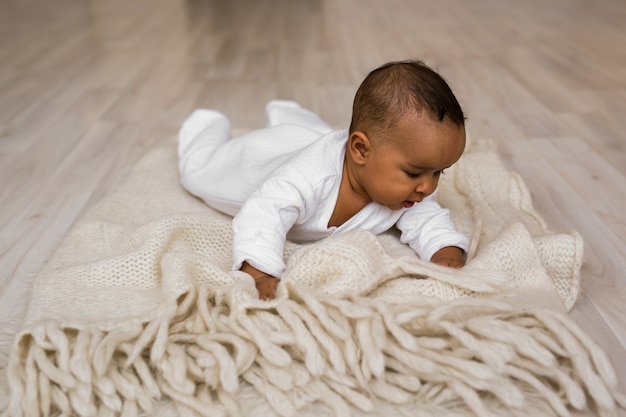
430, 246, 465, 268
255, 275, 280, 300
241, 262, 280, 300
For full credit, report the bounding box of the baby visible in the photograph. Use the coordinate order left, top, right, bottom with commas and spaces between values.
178, 59, 469, 300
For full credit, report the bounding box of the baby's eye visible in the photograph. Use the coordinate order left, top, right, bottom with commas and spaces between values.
404, 170, 422, 179
434, 169, 446, 177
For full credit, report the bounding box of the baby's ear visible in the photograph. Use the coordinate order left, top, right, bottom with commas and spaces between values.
348, 131, 371, 164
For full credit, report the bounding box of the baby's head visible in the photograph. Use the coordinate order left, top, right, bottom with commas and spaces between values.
350, 59, 465, 137
346, 60, 466, 210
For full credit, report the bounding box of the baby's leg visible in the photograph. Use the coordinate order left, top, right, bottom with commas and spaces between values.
265, 100, 333, 134
178, 103, 333, 217
178, 109, 230, 167
178, 109, 232, 204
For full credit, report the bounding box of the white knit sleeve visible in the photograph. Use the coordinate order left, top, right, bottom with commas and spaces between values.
396, 192, 470, 261
231, 171, 314, 278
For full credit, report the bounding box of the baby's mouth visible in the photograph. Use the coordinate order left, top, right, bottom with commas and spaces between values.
403, 201, 415, 208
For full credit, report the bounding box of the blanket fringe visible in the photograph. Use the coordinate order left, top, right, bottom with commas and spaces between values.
6, 281, 625, 417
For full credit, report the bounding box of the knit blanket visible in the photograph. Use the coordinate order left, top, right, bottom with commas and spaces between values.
2, 138, 625, 417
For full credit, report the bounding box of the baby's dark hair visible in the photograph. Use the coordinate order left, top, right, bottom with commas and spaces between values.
349, 59, 465, 136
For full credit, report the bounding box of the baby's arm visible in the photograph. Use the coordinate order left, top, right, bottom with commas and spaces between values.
233, 170, 316, 300
396, 193, 469, 267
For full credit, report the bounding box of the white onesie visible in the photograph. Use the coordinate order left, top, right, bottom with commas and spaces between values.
178, 101, 469, 277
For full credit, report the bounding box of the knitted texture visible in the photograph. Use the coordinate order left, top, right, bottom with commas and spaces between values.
3, 139, 624, 417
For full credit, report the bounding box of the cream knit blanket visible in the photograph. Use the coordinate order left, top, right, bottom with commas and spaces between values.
3, 138, 625, 417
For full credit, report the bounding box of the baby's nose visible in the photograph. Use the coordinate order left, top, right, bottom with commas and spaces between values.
415, 177, 437, 196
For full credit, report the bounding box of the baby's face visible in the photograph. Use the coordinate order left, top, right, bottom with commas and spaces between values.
360, 111, 465, 210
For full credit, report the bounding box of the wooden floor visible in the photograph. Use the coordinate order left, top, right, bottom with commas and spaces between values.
1, 0, 625, 409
